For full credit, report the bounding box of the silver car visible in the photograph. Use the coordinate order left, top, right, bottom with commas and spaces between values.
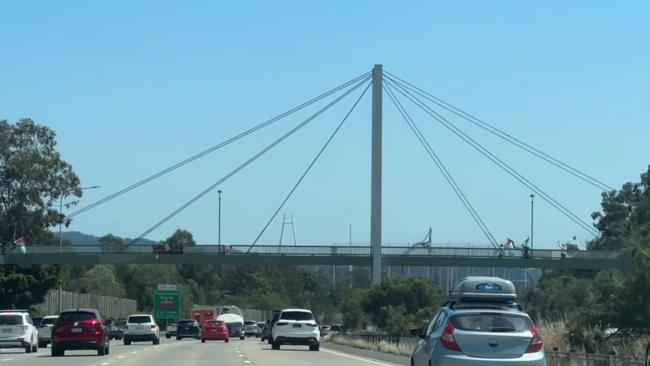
412, 276, 546, 366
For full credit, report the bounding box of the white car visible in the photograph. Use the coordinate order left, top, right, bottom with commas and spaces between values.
123, 314, 160, 345
0, 311, 39, 353
271, 309, 320, 351
37, 315, 58, 348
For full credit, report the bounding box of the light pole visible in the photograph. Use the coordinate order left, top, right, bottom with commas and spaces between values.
57, 185, 99, 313
530, 194, 535, 258
218, 190, 222, 246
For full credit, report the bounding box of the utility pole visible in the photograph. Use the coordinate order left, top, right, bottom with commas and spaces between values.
218, 190, 222, 246
370, 64, 383, 286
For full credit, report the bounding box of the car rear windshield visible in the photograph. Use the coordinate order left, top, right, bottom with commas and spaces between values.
41, 317, 58, 325
244, 321, 256, 325
0, 315, 23, 325
451, 313, 531, 333
115, 320, 126, 326
207, 321, 222, 326
280, 311, 313, 321
59, 312, 96, 322
178, 321, 196, 326
128, 316, 152, 324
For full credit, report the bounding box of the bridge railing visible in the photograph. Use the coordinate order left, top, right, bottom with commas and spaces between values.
5, 244, 625, 260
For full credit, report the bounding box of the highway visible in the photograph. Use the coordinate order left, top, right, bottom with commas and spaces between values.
0, 338, 405, 366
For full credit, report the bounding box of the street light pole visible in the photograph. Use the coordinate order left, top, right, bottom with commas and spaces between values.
218, 190, 222, 246
530, 194, 535, 257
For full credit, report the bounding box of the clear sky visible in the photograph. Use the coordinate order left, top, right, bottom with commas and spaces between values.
1, 1, 648, 248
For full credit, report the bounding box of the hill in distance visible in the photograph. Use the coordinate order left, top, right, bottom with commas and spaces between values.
60, 231, 159, 245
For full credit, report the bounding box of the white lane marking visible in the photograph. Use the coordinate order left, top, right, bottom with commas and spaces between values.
238, 354, 244, 358
130, 351, 137, 354
118, 355, 125, 359
100, 362, 109, 366
0, 359, 15, 362
244, 361, 251, 364
321, 348, 400, 366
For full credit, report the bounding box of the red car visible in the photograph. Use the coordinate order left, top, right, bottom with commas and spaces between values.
201, 320, 229, 343
51, 309, 110, 357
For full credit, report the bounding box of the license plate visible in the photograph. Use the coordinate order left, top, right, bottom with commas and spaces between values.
292, 324, 301, 328
70, 327, 82, 333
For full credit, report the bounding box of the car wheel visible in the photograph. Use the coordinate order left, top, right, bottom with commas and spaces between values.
176, 336, 181, 341
51, 347, 64, 357
153, 337, 160, 345
268, 338, 272, 344
39, 341, 46, 348
272, 342, 280, 350
201, 338, 206, 343
645, 343, 649, 366
97, 345, 105, 356
124, 338, 131, 346
25, 344, 32, 353
106, 344, 110, 355
309, 344, 319, 352
32, 343, 37, 352
166, 334, 171, 339
225, 338, 229, 343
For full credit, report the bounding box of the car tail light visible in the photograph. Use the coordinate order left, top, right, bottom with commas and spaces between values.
441, 322, 461, 351
150, 325, 156, 330
525, 324, 543, 353
276, 322, 289, 326
20, 325, 29, 331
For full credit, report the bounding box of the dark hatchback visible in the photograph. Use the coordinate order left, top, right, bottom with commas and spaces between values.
51, 309, 110, 357
175, 320, 200, 340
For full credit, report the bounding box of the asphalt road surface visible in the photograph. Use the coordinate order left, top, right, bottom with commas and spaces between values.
0, 338, 406, 366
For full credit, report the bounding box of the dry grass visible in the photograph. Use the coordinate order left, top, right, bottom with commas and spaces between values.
327, 334, 414, 357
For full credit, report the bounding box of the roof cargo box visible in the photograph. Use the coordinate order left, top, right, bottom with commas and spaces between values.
449, 276, 517, 303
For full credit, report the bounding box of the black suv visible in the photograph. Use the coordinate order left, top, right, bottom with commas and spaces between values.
175, 320, 200, 340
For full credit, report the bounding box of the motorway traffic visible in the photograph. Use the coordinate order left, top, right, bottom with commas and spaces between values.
0, 337, 402, 366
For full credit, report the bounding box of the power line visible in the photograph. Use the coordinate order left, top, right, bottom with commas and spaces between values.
68, 71, 371, 219
246, 81, 372, 253
126, 75, 371, 246
384, 82, 500, 249
384, 71, 613, 192
386, 77, 599, 236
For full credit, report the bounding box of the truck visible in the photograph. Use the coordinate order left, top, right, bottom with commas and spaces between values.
191, 308, 218, 327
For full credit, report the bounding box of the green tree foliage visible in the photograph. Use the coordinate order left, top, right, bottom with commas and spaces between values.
0, 119, 81, 244
80, 265, 126, 298
0, 265, 60, 309
528, 166, 650, 351
99, 234, 125, 252
0, 119, 80, 308
361, 277, 443, 334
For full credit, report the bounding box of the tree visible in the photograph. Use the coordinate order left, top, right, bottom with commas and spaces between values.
0, 265, 60, 309
0, 119, 81, 308
0, 119, 81, 244
165, 229, 196, 247
80, 265, 126, 297
99, 234, 124, 252
362, 277, 443, 334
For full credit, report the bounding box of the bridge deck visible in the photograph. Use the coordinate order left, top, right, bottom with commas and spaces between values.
0, 245, 631, 270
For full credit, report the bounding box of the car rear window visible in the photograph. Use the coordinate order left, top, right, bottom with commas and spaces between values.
59, 312, 96, 322
0, 315, 23, 325
41, 317, 57, 325
280, 311, 313, 321
178, 321, 196, 326
244, 321, 256, 325
115, 320, 126, 326
451, 313, 531, 333
207, 321, 222, 326
128, 316, 152, 324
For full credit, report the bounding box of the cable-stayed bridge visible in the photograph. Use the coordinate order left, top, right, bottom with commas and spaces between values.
1, 65, 628, 282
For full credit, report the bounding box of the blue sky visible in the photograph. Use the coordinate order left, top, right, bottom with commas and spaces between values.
1, 1, 648, 248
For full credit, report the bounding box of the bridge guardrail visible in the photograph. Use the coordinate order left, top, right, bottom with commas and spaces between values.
3, 244, 625, 261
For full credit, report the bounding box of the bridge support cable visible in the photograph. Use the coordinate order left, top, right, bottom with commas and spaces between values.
246, 81, 372, 253
125, 75, 372, 246
68, 71, 371, 219
385, 77, 599, 236
384, 83, 500, 250
384, 71, 613, 192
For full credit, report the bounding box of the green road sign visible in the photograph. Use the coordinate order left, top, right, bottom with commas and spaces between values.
153, 290, 180, 320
